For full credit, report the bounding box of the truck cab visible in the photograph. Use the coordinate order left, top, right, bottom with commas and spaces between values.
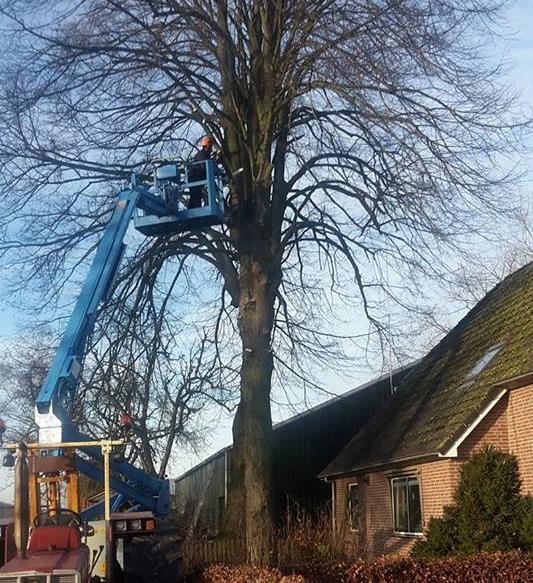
0, 510, 91, 583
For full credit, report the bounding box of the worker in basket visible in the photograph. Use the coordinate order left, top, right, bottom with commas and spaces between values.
0, 418, 5, 445
188, 135, 221, 208
119, 413, 133, 435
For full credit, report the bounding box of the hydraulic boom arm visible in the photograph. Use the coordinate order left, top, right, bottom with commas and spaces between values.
35, 190, 140, 439
32, 159, 224, 517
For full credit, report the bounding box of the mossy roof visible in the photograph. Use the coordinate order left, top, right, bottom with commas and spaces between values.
321, 261, 533, 478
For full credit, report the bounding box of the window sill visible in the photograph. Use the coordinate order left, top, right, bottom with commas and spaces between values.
392, 531, 424, 538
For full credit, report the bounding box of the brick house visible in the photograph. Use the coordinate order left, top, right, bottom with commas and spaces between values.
320, 262, 533, 558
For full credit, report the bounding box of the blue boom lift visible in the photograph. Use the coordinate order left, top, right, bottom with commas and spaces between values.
28, 158, 224, 519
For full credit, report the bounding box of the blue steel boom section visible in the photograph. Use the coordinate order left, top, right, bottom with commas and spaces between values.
34, 160, 224, 518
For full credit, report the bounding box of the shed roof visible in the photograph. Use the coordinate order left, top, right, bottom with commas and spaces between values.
321, 261, 533, 478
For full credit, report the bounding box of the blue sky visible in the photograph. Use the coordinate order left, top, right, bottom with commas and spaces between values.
1, 2, 533, 502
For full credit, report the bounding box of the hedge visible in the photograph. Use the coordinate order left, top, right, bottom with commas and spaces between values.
190, 566, 304, 583
190, 551, 532, 583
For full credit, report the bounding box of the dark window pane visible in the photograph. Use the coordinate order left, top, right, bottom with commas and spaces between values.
392, 478, 408, 532
392, 476, 422, 534
348, 484, 360, 529
407, 478, 422, 533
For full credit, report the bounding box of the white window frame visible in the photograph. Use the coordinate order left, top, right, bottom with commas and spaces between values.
347, 482, 360, 532
390, 475, 423, 536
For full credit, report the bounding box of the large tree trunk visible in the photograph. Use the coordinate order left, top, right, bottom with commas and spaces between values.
220, 203, 279, 564
233, 234, 278, 563
217, 0, 283, 554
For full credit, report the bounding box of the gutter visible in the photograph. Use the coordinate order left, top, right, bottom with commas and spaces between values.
320, 451, 441, 481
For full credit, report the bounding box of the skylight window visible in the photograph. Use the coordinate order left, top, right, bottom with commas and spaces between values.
465, 343, 504, 381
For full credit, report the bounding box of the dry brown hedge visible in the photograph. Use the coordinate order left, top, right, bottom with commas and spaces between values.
191, 565, 304, 583
190, 551, 532, 583
343, 551, 532, 583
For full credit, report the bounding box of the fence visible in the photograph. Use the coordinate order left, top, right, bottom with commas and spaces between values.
182, 538, 246, 573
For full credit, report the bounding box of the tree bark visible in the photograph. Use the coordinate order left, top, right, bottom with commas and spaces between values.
237, 249, 276, 565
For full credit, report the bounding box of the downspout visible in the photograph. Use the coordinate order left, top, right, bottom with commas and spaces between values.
224, 449, 228, 508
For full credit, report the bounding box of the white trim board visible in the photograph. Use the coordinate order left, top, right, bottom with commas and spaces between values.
440, 389, 507, 458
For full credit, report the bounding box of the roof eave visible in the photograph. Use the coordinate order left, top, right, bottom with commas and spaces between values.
321, 383, 512, 480
492, 369, 533, 391
320, 451, 441, 480
439, 369, 533, 458
439, 388, 507, 457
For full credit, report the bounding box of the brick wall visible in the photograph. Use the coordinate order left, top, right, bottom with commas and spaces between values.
333, 472, 415, 558
458, 393, 509, 457
508, 384, 533, 495
418, 459, 461, 521
361, 470, 415, 557
333, 476, 348, 531
458, 386, 533, 495
333, 476, 366, 557
332, 382, 533, 558
333, 460, 463, 559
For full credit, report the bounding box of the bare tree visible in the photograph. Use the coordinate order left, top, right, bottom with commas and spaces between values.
0, 0, 528, 563
0, 319, 234, 480
79, 256, 238, 477
403, 207, 533, 353
444, 210, 533, 309
0, 335, 52, 444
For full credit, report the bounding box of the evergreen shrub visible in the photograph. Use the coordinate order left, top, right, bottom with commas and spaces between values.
412, 446, 530, 557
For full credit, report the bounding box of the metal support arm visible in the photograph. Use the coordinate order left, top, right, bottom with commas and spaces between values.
32, 187, 170, 515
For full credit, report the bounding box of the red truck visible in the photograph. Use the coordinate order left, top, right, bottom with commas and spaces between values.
0, 510, 91, 583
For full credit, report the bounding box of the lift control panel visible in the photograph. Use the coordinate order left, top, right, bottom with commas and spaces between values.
133, 159, 224, 236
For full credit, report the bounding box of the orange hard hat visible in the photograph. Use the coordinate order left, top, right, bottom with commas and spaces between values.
119, 413, 133, 427
200, 136, 213, 148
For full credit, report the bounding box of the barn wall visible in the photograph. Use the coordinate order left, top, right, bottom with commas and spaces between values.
173, 449, 228, 537
172, 368, 411, 535
270, 375, 399, 519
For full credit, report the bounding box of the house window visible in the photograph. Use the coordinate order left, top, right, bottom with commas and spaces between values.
391, 475, 422, 535
465, 343, 504, 380
348, 483, 360, 531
